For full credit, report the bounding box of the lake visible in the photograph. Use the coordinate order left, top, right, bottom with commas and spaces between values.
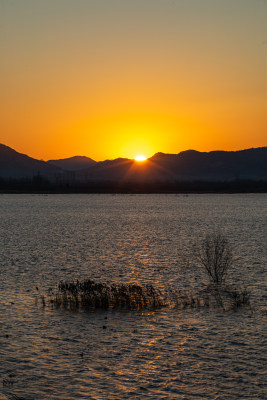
0, 194, 266, 399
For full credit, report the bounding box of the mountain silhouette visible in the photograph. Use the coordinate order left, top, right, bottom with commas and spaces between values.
0, 143, 266, 184
73, 148, 267, 182
0, 144, 62, 179
148, 148, 267, 181
48, 156, 96, 171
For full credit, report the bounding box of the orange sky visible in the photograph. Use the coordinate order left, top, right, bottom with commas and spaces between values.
1, 0, 266, 161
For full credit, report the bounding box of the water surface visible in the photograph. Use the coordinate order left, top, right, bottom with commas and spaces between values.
1, 194, 266, 399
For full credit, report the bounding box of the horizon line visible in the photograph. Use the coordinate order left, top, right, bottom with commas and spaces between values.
1, 143, 266, 163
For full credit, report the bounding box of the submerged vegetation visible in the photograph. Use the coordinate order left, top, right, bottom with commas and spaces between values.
37, 233, 250, 313
41, 280, 250, 313
46, 280, 166, 311
169, 284, 250, 311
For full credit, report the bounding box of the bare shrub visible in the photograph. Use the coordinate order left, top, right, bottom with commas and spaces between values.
196, 232, 233, 285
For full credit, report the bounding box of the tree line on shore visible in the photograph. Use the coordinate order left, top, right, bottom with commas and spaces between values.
1, 175, 267, 193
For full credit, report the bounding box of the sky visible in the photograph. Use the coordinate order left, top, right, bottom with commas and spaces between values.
1, 0, 266, 161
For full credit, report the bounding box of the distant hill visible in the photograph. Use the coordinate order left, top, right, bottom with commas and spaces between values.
148, 148, 267, 181
48, 156, 96, 171
74, 147, 267, 182
0, 144, 266, 186
0, 144, 62, 179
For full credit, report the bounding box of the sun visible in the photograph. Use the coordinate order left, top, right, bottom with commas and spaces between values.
135, 155, 147, 162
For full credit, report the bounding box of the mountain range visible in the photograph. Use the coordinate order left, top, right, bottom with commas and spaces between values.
48, 155, 96, 171
0, 144, 267, 185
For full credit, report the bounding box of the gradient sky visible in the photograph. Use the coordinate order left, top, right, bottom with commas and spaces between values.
1, 0, 266, 160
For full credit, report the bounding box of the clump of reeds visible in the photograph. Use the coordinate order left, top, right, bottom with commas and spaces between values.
44, 280, 250, 312
48, 279, 166, 311
168, 290, 206, 309
168, 284, 250, 311
222, 286, 250, 310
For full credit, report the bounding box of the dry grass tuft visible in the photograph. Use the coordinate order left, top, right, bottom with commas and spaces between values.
47, 279, 167, 311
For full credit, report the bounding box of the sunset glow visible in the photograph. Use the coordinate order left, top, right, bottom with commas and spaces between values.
0, 1, 266, 161
135, 155, 147, 162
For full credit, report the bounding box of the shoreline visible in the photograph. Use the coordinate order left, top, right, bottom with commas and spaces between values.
1, 180, 267, 194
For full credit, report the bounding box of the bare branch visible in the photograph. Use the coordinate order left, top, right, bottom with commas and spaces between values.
196, 232, 233, 285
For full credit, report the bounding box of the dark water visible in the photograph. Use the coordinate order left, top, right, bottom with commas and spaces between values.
0, 194, 266, 399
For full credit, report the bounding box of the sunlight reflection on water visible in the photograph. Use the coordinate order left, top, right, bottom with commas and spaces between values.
0, 194, 266, 399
